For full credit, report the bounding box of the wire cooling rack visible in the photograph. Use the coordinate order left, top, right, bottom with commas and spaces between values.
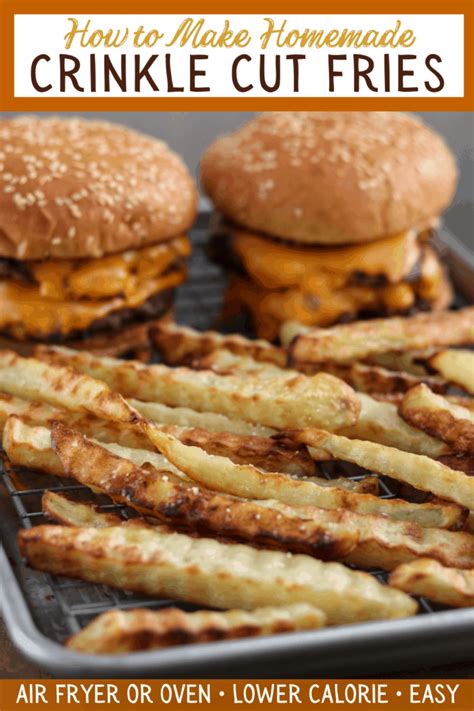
0, 218, 473, 677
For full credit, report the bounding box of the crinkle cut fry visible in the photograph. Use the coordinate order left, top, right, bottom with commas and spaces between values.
34, 345, 360, 431
389, 559, 474, 608
2, 416, 180, 479
400, 384, 474, 456
18, 524, 418, 625
66, 604, 327, 654
428, 349, 474, 396
290, 428, 474, 511
289, 307, 474, 366
0, 350, 139, 423
144, 426, 465, 531
50, 423, 359, 561
150, 321, 286, 367
3, 412, 374, 498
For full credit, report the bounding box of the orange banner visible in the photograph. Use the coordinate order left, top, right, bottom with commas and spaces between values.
1, 680, 473, 711
0, 0, 473, 110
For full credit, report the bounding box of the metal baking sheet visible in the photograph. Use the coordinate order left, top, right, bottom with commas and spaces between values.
1, 217, 473, 678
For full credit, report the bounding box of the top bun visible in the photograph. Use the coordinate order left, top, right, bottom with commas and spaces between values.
201, 112, 457, 245
0, 116, 198, 260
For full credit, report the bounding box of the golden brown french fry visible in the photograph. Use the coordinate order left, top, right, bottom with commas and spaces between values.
150, 321, 286, 367
0, 393, 154, 450
193, 349, 287, 378
428, 349, 474, 395
0, 369, 278, 441
0, 392, 303, 477
369, 351, 433, 375
2, 415, 377, 501
184, 356, 448, 457
18, 524, 418, 624
262, 500, 474, 571
0, 351, 138, 424
292, 429, 474, 510
51, 423, 359, 560
198, 346, 448, 396
400, 384, 474, 456
130, 398, 277, 437
160, 424, 316, 477
372, 392, 474, 414
1, 390, 355, 482
145, 427, 464, 530
279, 322, 448, 394
0, 393, 60, 428
0, 392, 298, 472
3, 419, 62, 476
3, 417, 182, 479
42, 491, 125, 528
67, 604, 327, 655
289, 307, 474, 366
33, 432, 437, 571
42, 491, 168, 532
0, 359, 302, 475
47, 492, 474, 574
340, 393, 449, 457
389, 559, 474, 608
323, 363, 448, 396
35, 346, 360, 431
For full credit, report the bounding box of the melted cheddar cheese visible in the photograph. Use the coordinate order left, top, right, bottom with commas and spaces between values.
232, 229, 420, 291
32, 236, 191, 300
225, 249, 446, 341
0, 236, 190, 340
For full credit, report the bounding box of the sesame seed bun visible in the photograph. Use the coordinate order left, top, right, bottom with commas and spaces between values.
201, 112, 458, 246
0, 116, 198, 260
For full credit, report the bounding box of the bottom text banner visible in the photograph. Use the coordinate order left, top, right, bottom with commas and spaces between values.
0, 680, 473, 710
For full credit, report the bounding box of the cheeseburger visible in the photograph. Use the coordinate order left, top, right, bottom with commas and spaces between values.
0, 116, 197, 355
201, 112, 457, 341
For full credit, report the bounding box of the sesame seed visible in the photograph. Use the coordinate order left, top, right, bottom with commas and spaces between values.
0, 115, 194, 253
13, 193, 26, 210
17, 240, 28, 257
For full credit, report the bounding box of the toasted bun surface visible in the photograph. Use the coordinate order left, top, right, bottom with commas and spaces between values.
0, 116, 198, 260
201, 112, 457, 245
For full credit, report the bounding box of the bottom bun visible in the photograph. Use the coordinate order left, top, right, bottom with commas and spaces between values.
0, 311, 174, 361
